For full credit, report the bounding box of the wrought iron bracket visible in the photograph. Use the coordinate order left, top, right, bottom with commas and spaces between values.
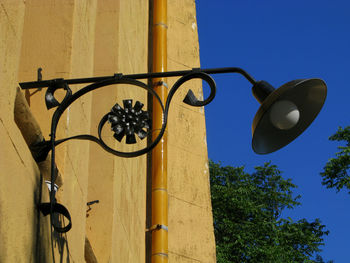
19, 67, 257, 233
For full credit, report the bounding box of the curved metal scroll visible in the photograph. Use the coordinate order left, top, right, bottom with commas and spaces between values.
48, 76, 165, 158
41, 71, 216, 233
46, 71, 216, 159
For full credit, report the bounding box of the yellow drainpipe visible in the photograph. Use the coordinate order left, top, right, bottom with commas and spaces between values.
151, 0, 168, 262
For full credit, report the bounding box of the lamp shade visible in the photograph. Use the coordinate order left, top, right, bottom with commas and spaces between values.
252, 79, 327, 154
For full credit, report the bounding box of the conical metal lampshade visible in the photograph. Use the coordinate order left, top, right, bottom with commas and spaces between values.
252, 78, 327, 154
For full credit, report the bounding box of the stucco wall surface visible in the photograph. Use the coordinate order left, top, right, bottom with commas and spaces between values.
167, 0, 216, 262
86, 0, 149, 262
0, 0, 216, 262
0, 1, 49, 262
16, 0, 98, 261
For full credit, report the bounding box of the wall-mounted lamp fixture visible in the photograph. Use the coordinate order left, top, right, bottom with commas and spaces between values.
19, 67, 327, 232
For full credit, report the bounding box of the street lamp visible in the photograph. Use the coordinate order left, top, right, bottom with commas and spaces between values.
19, 67, 327, 232
251, 78, 327, 154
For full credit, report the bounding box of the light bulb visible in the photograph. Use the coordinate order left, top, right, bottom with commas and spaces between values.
269, 100, 300, 130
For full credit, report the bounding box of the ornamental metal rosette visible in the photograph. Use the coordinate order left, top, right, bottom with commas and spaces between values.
108, 100, 150, 144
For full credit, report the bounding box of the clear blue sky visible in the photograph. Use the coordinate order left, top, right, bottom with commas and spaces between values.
196, 1, 350, 262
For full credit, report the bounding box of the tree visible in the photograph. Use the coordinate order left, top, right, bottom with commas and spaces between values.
210, 161, 330, 263
321, 126, 350, 193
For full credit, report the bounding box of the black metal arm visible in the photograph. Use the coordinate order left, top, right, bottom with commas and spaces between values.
19, 67, 256, 89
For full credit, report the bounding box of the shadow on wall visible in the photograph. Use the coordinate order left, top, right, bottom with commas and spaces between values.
33, 173, 71, 262
14, 88, 71, 262
53, 216, 71, 263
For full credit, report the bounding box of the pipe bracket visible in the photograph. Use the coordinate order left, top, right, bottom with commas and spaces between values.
146, 224, 168, 232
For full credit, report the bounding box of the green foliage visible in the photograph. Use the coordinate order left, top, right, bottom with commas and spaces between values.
321, 126, 350, 192
210, 161, 329, 263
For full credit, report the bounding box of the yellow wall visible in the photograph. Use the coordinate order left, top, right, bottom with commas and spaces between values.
0, 1, 52, 262
167, 1, 216, 261
0, 0, 216, 262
